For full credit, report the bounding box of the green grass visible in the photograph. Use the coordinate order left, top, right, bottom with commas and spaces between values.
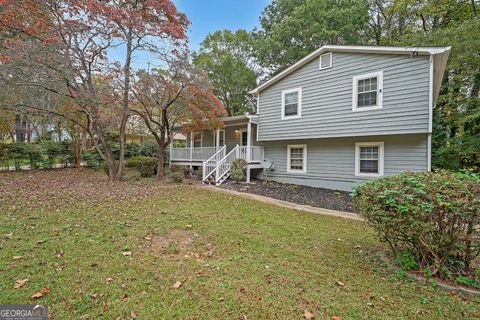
0, 169, 478, 319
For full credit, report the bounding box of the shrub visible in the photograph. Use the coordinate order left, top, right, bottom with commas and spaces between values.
169, 171, 183, 183
230, 158, 247, 182
126, 156, 157, 177
352, 171, 480, 280
82, 150, 102, 168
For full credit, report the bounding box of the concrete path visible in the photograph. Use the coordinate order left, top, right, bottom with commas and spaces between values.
202, 185, 364, 221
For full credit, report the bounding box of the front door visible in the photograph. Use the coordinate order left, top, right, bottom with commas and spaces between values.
240, 131, 248, 146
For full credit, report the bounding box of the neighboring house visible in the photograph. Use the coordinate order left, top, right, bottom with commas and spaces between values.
170, 45, 451, 191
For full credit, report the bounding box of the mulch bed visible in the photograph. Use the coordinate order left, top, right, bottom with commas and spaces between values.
220, 179, 355, 213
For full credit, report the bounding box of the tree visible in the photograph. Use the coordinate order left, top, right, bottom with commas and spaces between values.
0, 0, 188, 182
132, 58, 225, 179
254, 0, 370, 73
193, 30, 258, 116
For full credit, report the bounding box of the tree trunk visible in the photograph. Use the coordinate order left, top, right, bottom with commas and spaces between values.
118, 29, 133, 180
15, 112, 26, 143
156, 144, 165, 180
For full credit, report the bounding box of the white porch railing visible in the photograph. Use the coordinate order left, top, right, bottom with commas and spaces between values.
171, 147, 220, 162
202, 145, 226, 181
238, 146, 264, 162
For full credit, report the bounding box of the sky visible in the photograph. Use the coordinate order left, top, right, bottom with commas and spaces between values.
173, 0, 270, 51
108, 0, 270, 70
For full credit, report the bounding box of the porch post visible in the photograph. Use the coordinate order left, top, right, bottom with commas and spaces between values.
169, 133, 173, 168
189, 131, 193, 168
216, 128, 220, 149
246, 120, 252, 183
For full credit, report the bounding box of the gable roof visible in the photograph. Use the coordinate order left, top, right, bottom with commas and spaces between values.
249, 45, 451, 104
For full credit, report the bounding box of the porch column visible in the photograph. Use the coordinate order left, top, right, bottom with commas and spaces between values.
216, 128, 220, 149
246, 121, 252, 183
169, 133, 173, 167
189, 131, 193, 168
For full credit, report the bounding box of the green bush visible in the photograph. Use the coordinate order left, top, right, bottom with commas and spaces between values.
169, 171, 183, 183
231, 158, 247, 182
82, 150, 103, 168
126, 156, 157, 177
352, 171, 480, 281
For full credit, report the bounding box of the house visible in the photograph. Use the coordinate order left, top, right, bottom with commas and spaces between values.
170, 45, 451, 191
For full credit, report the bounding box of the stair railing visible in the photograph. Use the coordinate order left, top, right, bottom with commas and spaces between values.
202, 145, 226, 182
215, 145, 239, 183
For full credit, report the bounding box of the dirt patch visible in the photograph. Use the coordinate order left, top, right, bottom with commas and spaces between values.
144, 230, 214, 260
220, 179, 355, 213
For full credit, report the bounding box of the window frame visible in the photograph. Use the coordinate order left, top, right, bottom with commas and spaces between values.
352, 71, 383, 112
287, 144, 307, 174
281, 87, 302, 120
319, 52, 333, 70
193, 131, 203, 148
355, 142, 384, 177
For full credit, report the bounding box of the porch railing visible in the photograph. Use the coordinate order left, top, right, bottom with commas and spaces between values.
238, 146, 264, 162
171, 147, 220, 162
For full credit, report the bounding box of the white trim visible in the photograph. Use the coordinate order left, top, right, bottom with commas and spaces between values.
287, 144, 307, 173
355, 142, 384, 177
193, 131, 203, 148
256, 94, 260, 115
214, 129, 225, 147
281, 87, 302, 120
427, 134, 432, 172
352, 71, 383, 112
428, 55, 434, 133
319, 52, 333, 70
249, 45, 451, 95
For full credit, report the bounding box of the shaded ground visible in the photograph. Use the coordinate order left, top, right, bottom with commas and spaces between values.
0, 169, 478, 319
221, 179, 355, 212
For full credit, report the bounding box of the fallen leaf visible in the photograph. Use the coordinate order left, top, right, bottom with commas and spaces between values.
13, 279, 28, 289
106, 277, 113, 283
36, 240, 45, 244
41, 287, 51, 294
172, 281, 182, 289
31, 292, 43, 299
5, 233, 13, 239
130, 311, 137, 319
186, 224, 193, 229
90, 293, 98, 298
303, 309, 314, 319
336, 281, 345, 287
12, 256, 23, 260
332, 317, 341, 320
122, 251, 132, 256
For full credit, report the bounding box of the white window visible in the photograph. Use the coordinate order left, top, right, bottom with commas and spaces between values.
352, 71, 383, 112
193, 132, 202, 148
319, 52, 332, 70
281, 88, 302, 119
355, 142, 384, 177
287, 144, 307, 173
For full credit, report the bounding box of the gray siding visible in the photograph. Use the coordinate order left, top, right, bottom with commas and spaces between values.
260, 134, 428, 191
258, 52, 430, 141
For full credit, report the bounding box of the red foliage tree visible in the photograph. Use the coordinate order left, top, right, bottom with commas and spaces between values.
132, 56, 225, 178
0, 0, 188, 182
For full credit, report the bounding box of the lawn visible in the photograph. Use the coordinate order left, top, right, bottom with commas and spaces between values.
0, 169, 478, 319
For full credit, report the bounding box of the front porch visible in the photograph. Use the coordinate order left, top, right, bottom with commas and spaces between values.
169, 114, 264, 184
